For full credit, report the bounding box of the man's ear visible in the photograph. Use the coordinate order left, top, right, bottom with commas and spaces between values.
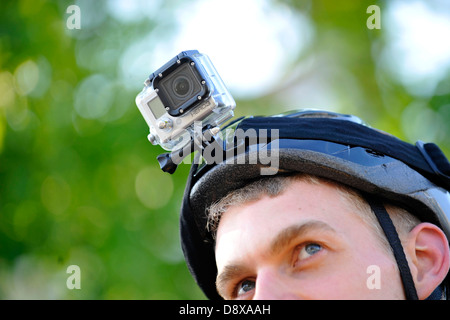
404, 222, 450, 300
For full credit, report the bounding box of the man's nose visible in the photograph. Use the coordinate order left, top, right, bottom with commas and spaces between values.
252, 268, 301, 300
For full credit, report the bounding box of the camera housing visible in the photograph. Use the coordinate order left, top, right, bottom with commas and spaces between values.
135, 50, 236, 151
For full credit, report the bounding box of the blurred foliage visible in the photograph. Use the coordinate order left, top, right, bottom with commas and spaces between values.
0, 0, 449, 299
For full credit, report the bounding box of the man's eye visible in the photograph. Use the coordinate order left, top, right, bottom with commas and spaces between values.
236, 279, 255, 297
298, 243, 322, 260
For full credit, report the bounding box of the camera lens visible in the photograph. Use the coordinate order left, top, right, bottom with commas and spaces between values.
156, 60, 204, 116
173, 76, 191, 98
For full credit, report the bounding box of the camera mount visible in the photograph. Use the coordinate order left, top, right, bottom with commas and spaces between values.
156, 125, 221, 174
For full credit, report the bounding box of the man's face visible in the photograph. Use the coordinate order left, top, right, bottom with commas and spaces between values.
214, 179, 405, 300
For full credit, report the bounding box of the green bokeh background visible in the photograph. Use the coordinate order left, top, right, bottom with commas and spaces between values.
0, 0, 449, 299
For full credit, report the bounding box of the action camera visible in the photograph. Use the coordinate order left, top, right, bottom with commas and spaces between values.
135, 50, 236, 152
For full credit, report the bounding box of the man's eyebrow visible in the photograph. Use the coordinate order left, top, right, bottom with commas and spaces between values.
268, 220, 337, 255
215, 220, 337, 298
216, 264, 252, 298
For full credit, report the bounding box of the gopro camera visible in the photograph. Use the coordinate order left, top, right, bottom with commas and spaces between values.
135, 50, 236, 153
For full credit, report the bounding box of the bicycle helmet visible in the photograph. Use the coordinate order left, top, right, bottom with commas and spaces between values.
179, 109, 450, 300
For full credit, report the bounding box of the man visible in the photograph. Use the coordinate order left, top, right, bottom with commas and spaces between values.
179, 110, 450, 300
209, 173, 448, 299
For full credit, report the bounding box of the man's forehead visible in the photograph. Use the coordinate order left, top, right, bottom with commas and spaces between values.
215, 178, 347, 235
214, 180, 359, 268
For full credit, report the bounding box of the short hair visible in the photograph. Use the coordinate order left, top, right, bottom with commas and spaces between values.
206, 173, 421, 254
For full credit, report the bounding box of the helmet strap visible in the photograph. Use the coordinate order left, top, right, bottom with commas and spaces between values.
363, 194, 419, 300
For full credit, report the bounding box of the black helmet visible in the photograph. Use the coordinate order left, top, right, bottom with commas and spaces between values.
179, 109, 450, 300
